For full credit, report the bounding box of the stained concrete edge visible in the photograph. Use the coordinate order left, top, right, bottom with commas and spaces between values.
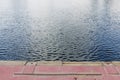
0, 61, 26, 65
0, 61, 120, 66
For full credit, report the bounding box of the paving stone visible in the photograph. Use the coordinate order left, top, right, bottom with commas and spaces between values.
103, 75, 120, 80
23, 62, 37, 74
115, 66, 120, 74
0, 66, 24, 80
35, 66, 101, 74
104, 65, 118, 74
34, 76, 74, 80
1, 62, 120, 80
12, 76, 34, 80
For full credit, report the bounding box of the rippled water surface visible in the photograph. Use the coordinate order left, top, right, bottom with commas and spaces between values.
0, 0, 120, 61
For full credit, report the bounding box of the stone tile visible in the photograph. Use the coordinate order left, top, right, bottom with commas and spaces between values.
35, 65, 101, 74
34, 76, 74, 80
23, 62, 37, 74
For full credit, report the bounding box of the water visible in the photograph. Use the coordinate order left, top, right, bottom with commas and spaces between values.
0, 0, 120, 61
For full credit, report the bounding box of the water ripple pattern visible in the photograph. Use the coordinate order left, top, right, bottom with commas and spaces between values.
0, 0, 120, 61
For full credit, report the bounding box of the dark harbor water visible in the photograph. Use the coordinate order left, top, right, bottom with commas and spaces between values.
0, 0, 120, 61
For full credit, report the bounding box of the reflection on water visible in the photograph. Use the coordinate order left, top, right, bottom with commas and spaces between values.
0, 0, 120, 61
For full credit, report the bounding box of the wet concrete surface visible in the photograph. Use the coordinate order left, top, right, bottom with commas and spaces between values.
0, 0, 120, 61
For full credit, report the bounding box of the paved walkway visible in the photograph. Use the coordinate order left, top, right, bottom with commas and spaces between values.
1, 61, 120, 80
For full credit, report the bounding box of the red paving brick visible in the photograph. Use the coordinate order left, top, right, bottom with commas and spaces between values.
91, 66, 105, 74
103, 75, 120, 80
1, 62, 120, 80
23, 65, 36, 74
12, 76, 34, 80
34, 76, 75, 80
34, 76, 105, 80
22, 62, 37, 74
35, 66, 101, 74
0, 66, 24, 80
115, 66, 120, 74
104, 65, 119, 74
